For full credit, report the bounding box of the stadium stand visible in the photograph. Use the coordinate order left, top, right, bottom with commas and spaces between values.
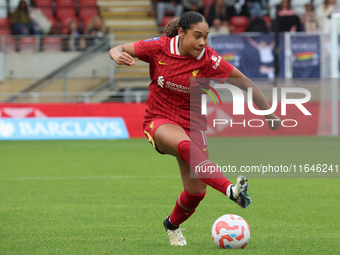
98, 0, 158, 88
60, 16, 79, 34
34, 0, 53, 8
0, 0, 102, 51
229, 15, 250, 33
0, 0, 107, 101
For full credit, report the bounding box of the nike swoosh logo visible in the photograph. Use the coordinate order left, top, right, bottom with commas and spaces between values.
203, 147, 208, 151
158, 61, 169, 65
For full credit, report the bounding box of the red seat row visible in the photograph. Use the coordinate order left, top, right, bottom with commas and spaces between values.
0, 18, 11, 35
34, 0, 97, 7
0, 37, 62, 53
37, 0, 98, 34
0, 0, 99, 35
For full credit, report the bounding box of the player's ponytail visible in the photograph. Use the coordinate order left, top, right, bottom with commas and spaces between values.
164, 18, 180, 38
164, 11, 208, 38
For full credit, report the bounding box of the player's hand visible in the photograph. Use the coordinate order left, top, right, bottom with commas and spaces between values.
114, 52, 135, 66
265, 114, 281, 131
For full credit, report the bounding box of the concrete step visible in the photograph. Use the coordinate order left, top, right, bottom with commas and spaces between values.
101, 12, 151, 19
101, 11, 149, 17
106, 20, 157, 30
108, 25, 157, 30
114, 30, 159, 36
116, 80, 150, 89
116, 60, 149, 67
116, 67, 149, 73
113, 33, 160, 45
0, 79, 105, 94
88, 86, 111, 103
38, 79, 106, 93
114, 34, 160, 41
115, 60, 149, 79
114, 36, 160, 43
115, 72, 149, 78
106, 19, 156, 26
98, 1, 151, 7
100, 7, 150, 14
102, 14, 154, 20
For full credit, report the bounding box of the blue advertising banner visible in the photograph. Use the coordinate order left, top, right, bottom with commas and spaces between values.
210, 35, 244, 69
210, 34, 285, 79
291, 35, 320, 78
0, 118, 129, 140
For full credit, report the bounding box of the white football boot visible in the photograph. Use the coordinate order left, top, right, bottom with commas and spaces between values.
163, 216, 187, 246
227, 175, 252, 208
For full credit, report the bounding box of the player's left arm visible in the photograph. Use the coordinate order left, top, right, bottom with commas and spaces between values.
227, 67, 281, 131
109, 42, 136, 66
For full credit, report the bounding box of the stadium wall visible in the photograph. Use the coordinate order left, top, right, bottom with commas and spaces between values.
4, 53, 109, 79
1, 102, 339, 138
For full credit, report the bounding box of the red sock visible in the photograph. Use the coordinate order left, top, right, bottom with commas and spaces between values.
177, 140, 232, 195
170, 189, 206, 226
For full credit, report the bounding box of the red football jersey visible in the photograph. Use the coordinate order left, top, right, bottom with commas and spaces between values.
134, 35, 234, 131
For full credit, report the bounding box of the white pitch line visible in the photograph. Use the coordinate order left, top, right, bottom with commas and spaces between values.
0, 175, 181, 181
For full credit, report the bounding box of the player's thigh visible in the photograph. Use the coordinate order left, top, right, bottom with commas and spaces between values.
154, 124, 190, 157
177, 157, 207, 194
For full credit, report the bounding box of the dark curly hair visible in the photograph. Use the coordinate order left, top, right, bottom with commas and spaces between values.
164, 11, 208, 38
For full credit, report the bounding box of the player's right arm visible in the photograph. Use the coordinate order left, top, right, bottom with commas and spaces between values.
109, 43, 136, 66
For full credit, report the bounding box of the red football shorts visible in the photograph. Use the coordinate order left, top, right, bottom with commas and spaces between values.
143, 117, 209, 158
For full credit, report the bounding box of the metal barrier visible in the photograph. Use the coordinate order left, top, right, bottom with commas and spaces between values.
3, 34, 113, 103
0, 34, 112, 53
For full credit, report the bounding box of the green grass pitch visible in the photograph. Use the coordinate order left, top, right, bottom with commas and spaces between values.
0, 137, 339, 254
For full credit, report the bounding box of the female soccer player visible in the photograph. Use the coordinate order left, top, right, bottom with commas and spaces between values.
110, 11, 281, 246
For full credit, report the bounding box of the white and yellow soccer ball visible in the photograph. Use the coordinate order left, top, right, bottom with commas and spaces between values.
211, 214, 250, 249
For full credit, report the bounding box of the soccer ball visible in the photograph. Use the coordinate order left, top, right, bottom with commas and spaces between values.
211, 214, 250, 249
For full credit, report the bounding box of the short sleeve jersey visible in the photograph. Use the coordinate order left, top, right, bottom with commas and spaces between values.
134, 35, 234, 131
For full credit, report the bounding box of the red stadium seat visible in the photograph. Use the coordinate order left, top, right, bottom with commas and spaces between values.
60, 17, 79, 27
161, 16, 174, 27
42, 37, 62, 52
0, 17, 10, 27
56, 0, 75, 7
78, 0, 97, 7
34, 0, 53, 7
230, 16, 249, 33
60, 17, 79, 34
47, 17, 58, 28
82, 16, 93, 33
4, 37, 16, 53
82, 16, 93, 27
79, 8, 98, 20
203, 0, 215, 4
56, 8, 76, 20
0, 27, 11, 35
40, 6, 53, 18
19, 37, 38, 53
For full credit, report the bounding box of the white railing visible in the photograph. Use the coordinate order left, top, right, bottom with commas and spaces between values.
0, 34, 114, 53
